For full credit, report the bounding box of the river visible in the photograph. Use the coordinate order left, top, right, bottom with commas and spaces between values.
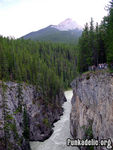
30, 90, 79, 150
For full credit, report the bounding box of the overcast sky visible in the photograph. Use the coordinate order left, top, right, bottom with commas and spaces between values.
0, 0, 110, 38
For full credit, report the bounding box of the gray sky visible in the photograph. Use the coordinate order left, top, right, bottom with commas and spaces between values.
0, 0, 110, 38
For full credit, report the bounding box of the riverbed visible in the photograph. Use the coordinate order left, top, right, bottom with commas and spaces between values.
30, 90, 79, 150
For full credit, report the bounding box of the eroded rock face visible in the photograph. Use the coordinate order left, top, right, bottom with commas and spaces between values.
70, 72, 113, 150
0, 81, 66, 150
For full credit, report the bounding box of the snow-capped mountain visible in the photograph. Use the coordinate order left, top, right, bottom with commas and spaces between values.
51, 18, 82, 31
21, 18, 82, 44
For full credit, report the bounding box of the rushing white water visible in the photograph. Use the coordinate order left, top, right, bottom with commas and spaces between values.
30, 90, 79, 150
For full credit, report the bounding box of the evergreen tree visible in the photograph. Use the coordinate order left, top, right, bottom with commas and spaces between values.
105, 0, 113, 68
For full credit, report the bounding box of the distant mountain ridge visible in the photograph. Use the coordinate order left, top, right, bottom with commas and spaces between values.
21, 18, 82, 44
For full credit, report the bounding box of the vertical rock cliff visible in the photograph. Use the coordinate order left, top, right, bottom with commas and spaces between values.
0, 81, 66, 150
70, 71, 113, 150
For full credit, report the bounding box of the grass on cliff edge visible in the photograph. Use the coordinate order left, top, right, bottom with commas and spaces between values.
82, 68, 112, 76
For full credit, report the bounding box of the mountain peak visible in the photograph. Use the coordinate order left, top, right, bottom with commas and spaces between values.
51, 18, 82, 31
63, 18, 73, 22
21, 18, 82, 43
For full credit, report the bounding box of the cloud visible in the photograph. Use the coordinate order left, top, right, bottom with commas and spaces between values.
0, 0, 21, 8
0, 0, 110, 38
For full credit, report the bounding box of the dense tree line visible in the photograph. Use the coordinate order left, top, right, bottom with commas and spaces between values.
0, 0, 113, 102
105, 0, 113, 66
0, 37, 77, 100
77, 0, 113, 73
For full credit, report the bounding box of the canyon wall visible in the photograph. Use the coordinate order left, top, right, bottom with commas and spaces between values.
0, 81, 66, 150
70, 71, 113, 150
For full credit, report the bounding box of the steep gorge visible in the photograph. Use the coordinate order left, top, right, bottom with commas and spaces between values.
70, 71, 113, 150
0, 81, 66, 150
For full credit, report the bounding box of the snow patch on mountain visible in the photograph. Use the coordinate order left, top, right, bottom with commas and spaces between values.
51, 18, 82, 31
